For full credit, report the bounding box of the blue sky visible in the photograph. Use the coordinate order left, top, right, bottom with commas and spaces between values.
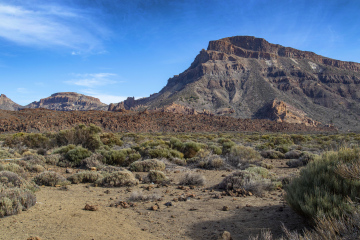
0, 0, 359, 105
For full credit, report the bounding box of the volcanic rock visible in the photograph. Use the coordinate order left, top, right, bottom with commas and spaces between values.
26, 92, 107, 111
0, 94, 22, 111
109, 36, 360, 131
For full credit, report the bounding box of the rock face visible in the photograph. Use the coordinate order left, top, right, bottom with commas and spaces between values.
26, 92, 108, 111
109, 36, 360, 131
0, 94, 22, 111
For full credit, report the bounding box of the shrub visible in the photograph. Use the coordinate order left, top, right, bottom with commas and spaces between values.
100, 133, 123, 147
169, 137, 183, 150
285, 148, 360, 221
96, 170, 138, 187
145, 170, 168, 184
44, 154, 61, 165
0, 149, 13, 159
80, 154, 104, 169
64, 146, 92, 166
24, 154, 46, 166
0, 163, 25, 173
245, 166, 272, 179
227, 145, 262, 169
55, 124, 102, 151
53, 144, 76, 154
218, 171, 272, 196
26, 164, 46, 173
286, 152, 316, 168
67, 171, 103, 184
222, 141, 236, 155
33, 171, 70, 186
129, 191, 161, 202
284, 150, 302, 159
0, 171, 35, 190
129, 159, 165, 172
260, 150, 285, 159
100, 149, 137, 166
179, 172, 205, 186
208, 144, 222, 155
197, 154, 225, 169
0, 187, 36, 217
183, 141, 202, 158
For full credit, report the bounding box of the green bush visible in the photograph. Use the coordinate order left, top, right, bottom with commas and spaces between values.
285, 148, 360, 221
64, 146, 92, 166
227, 145, 262, 168
100, 133, 123, 147
33, 171, 70, 186
96, 170, 138, 187
222, 141, 236, 155
100, 148, 137, 166
183, 141, 202, 158
53, 144, 76, 154
146, 170, 168, 184
68, 171, 103, 184
169, 137, 183, 150
129, 159, 165, 172
55, 124, 102, 151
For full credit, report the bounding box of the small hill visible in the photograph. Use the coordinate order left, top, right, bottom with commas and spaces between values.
0, 94, 22, 110
26, 92, 108, 111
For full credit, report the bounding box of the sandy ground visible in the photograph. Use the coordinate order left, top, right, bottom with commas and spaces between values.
0, 159, 309, 240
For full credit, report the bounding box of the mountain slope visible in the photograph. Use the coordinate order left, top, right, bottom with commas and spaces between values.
26, 92, 108, 111
0, 94, 22, 110
110, 36, 360, 131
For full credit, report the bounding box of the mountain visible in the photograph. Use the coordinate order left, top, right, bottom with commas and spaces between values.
0, 94, 22, 110
109, 36, 360, 131
26, 92, 108, 111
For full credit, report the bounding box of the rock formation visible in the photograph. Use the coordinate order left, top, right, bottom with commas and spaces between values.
0, 94, 22, 111
26, 92, 108, 111
109, 36, 360, 131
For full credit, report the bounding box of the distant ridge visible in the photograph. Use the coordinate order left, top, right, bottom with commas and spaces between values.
26, 92, 108, 111
0, 94, 22, 111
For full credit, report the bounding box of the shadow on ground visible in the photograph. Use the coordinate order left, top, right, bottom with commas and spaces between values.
185, 203, 311, 240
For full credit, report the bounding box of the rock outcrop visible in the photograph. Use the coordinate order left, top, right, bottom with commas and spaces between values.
26, 92, 108, 111
109, 36, 360, 131
0, 94, 22, 111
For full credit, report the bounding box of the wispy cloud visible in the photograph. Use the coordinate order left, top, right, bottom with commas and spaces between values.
80, 89, 127, 104
65, 73, 118, 87
0, 3, 109, 52
16, 87, 29, 93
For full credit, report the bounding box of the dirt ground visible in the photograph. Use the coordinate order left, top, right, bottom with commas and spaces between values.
0, 159, 309, 240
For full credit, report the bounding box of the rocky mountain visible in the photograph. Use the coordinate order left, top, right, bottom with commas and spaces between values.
0, 94, 22, 110
109, 36, 360, 131
26, 92, 108, 111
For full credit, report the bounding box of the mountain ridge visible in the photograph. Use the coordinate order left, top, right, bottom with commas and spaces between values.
108, 36, 360, 131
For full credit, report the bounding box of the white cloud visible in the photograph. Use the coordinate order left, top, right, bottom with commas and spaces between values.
65, 73, 118, 87
0, 3, 108, 52
80, 89, 127, 104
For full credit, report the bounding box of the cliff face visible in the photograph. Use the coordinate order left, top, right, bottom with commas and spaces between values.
109, 36, 360, 131
26, 92, 108, 111
0, 94, 22, 111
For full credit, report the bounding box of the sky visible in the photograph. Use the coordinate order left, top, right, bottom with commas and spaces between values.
0, 0, 359, 105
